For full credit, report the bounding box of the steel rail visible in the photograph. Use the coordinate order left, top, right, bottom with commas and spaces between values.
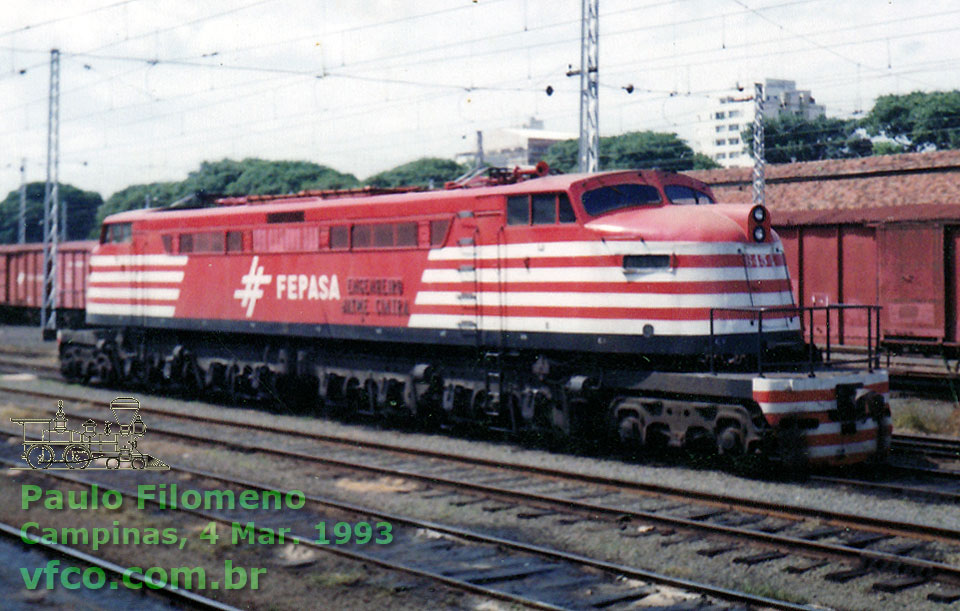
5, 391, 960, 594
0, 520, 241, 611
0, 455, 810, 611
5, 383, 959, 544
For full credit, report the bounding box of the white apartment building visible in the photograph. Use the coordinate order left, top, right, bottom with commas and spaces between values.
456, 118, 576, 168
695, 79, 826, 167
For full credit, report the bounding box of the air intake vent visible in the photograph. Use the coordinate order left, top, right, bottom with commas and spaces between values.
266, 211, 305, 223
623, 255, 670, 270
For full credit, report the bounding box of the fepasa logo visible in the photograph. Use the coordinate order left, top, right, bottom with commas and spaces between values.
234, 257, 272, 318
234, 257, 341, 318
276, 273, 340, 302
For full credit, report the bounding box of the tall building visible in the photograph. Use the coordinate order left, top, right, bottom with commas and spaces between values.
456, 118, 576, 168
695, 79, 825, 167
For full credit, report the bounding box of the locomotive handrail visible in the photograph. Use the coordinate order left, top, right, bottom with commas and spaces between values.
708, 304, 882, 377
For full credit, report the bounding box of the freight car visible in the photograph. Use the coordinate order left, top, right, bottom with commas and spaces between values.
58, 165, 891, 467
0, 241, 95, 326
774, 205, 960, 352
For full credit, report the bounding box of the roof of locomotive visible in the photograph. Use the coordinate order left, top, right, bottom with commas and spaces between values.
102, 169, 715, 227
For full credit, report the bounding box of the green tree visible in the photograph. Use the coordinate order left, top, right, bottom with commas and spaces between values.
365, 158, 468, 188
690, 152, 722, 170
863, 91, 960, 151
93, 182, 182, 233
93, 158, 360, 234
543, 131, 716, 173
185, 158, 359, 196
872, 141, 906, 156
0, 183, 102, 244
742, 114, 871, 163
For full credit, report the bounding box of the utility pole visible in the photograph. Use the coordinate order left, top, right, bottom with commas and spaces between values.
41, 48, 60, 340
578, 0, 599, 173
752, 82, 765, 207
475, 130, 484, 168
18, 159, 26, 244
60, 199, 67, 241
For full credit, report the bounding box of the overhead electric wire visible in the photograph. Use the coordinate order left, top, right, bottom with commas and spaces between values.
0, 0, 142, 39
3, 0, 960, 194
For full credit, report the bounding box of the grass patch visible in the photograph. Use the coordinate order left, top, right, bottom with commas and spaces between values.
310, 570, 366, 588
739, 582, 809, 605
890, 395, 960, 435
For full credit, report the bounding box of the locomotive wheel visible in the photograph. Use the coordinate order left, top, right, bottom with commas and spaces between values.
180, 355, 201, 397
716, 424, 744, 455
616, 411, 645, 447
26, 445, 55, 469
226, 363, 241, 403
93, 353, 115, 386
60, 347, 81, 382
63, 445, 93, 469
344, 379, 364, 418
774, 418, 809, 474
130, 456, 146, 469
414, 374, 444, 431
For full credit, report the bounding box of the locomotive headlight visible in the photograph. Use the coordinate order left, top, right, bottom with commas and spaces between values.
751, 205, 767, 223
753, 226, 766, 242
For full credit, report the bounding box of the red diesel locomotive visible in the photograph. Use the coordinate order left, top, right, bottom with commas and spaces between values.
60, 164, 891, 466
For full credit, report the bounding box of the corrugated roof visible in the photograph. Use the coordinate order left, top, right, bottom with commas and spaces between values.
687, 150, 960, 221
774, 204, 960, 226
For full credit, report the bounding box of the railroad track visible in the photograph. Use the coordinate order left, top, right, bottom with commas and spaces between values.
0, 520, 239, 610
0, 450, 803, 610
892, 432, 960, 461
4, 384, 960, 605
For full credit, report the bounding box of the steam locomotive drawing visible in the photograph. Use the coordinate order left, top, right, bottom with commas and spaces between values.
12, 398, 168, 470
58, 163, 891, 467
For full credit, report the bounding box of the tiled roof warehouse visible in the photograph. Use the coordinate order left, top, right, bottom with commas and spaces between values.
687, 150, 960, 224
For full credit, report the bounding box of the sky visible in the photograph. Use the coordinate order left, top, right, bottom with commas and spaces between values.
1, 0, 958, 199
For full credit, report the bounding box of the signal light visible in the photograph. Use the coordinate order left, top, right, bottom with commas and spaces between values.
751, 205, 767, 223
753, 226, 766, 242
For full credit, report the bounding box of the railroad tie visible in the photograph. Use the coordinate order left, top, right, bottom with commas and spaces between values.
928, 589, 960, 603
872, 576, 928, 593
784, 560, 829, 574
824, 566, 872, 583
732, 551, 788, 566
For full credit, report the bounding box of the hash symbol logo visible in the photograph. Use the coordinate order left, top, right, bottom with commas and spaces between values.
234, 256, 272, 318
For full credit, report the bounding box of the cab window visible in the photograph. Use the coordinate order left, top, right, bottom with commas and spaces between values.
100, 222, 132, 244
508, 193, 577, 225
664, 185, 715, 205
582, 184, 661, 216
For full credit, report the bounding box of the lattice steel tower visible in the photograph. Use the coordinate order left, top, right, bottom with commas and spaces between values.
752, 82, 765, 207
577, 0, 599, 173
41, 49, 61, 339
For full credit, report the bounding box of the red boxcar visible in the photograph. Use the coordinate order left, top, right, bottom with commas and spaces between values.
774, 205, 960, 349
0, 241, 95, 323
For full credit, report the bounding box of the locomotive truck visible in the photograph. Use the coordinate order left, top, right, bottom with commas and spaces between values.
58, 164, 891, 467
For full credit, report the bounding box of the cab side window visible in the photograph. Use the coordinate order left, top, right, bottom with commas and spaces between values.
507, 196, 529, 225
100, 222, 133, 244
532, 194, 556, 224
507, 194, 576, 226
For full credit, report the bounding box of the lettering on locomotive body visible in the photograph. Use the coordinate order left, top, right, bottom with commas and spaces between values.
275, 274, 341, 301
346, 278, 404, 297
343, 277, 409, 317
744, 253, 777, 268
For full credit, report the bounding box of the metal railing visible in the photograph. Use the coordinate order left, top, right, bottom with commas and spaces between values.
709, 304, 882, 376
